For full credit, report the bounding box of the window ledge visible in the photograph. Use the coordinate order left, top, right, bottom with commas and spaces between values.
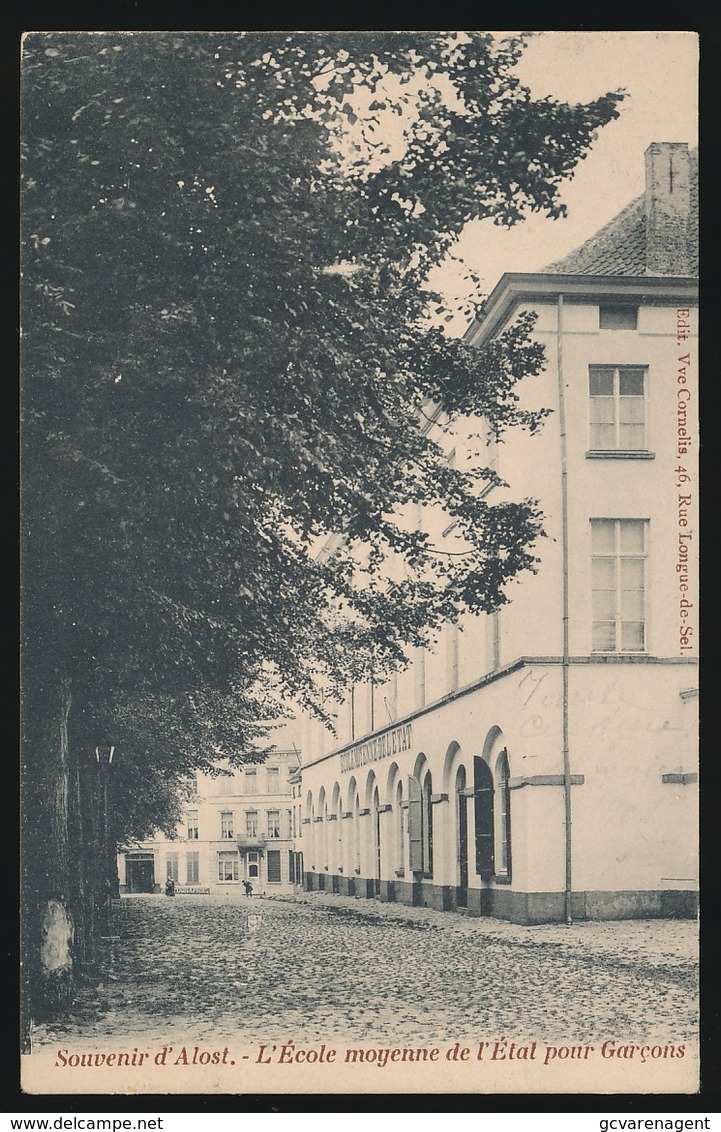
591, 651, 648, 658
585, 450, 655, 460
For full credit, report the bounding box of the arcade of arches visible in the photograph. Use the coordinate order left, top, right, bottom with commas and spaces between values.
301, 733, 512, 917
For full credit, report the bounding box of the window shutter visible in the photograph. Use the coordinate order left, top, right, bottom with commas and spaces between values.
474, 756, 495, 876
407, 775, 423, 874
267, 850, 281, 883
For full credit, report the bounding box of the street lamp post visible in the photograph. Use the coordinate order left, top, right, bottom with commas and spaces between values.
95, 746, 115, 935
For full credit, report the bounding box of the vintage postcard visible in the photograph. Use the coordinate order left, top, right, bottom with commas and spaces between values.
20, 30, 699, 1096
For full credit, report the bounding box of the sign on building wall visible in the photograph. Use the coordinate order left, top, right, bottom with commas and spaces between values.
339, 724, 413, 774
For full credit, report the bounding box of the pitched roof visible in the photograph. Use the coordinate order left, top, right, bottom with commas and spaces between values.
544, 149, 698, 277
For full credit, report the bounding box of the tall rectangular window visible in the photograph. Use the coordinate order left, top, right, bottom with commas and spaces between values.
266, 767, 279, 794
415, 648, 426, 709
384, 670, 398, 724
349, 686, 356, 741
591, 519, 646, 652
267, 850, 281, 884
166, 852, 179, 881
216, 774, 231, 796
447, 624, 459, 692
245, 768, 257, 795
186, 810, 199, 840
186, 851, 199, 884
486, 610, 501, 673
589, 365, 647, 451
267, 810, 281, 839
217, 851, 238, 882
492, 612, 501, 669
245, 810, 258, 838
220, 810, 234, 839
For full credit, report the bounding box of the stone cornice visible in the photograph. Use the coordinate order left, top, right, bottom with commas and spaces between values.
299, 654, 697, 773
465, 272, 698, 348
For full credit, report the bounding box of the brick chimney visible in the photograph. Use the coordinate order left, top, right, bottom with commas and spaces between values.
644, 142, 691, 276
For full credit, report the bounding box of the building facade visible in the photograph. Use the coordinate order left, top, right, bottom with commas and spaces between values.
297, 142, 699, 923
119, 749, 303, 897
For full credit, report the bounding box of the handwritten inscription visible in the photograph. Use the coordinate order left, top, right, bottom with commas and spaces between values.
516, 670, 687, 739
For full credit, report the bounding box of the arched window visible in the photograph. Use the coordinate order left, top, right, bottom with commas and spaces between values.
421, 771, 434, 876
455, 765, 469, 897
395, 780, 405, 872
353, 791, 361, 873
372, 785, 381, 892
318, 787, 327, 869
332, 787, 342, 873
474, 756, 494, 877
496, 750, 512, 879
304, 791, 313, 849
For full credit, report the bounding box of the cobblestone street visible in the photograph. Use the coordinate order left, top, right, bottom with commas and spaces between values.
31, 892, 698, 1054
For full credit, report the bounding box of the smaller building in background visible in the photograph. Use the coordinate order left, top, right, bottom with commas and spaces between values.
119, 749, 302, 897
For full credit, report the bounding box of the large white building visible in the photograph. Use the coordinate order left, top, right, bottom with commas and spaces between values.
297, 142, 699, 922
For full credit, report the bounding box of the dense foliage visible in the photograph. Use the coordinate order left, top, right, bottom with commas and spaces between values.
21, 30, 624, 1018
21, 37, 623, 1013
22, 32, 623, 763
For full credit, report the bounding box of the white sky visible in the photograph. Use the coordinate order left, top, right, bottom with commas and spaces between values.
432, 31, 698, 319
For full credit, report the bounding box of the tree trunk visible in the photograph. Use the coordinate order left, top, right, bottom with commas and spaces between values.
22, 675, 76, 1025
40, 678, 75, 1012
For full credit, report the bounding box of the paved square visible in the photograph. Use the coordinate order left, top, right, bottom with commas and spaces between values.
30, 892, 698, 1055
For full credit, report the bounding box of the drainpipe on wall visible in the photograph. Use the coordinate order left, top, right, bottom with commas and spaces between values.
556, 293, 573, 925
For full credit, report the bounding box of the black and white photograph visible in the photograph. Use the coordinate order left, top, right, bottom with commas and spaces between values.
19, 30, 699, 1096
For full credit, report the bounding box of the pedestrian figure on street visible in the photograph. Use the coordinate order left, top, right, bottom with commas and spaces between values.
243, 879, 253, 896
165, 877, 175, 897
